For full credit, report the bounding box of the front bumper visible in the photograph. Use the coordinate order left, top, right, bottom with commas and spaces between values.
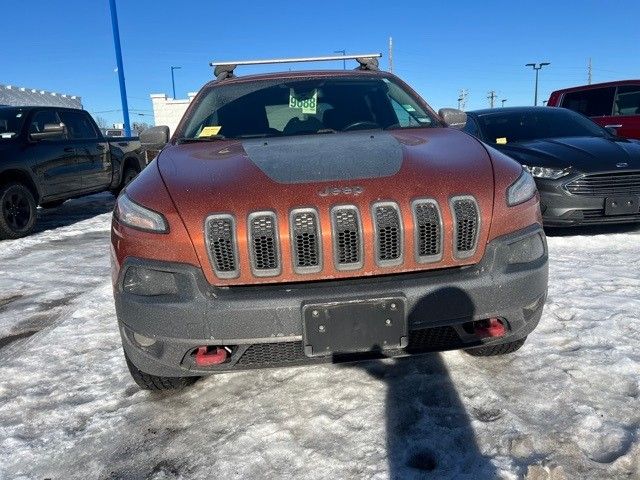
115, 225, 548, 377
537, 173, 640, 226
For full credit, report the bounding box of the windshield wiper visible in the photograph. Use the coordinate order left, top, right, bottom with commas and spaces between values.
176, 135, 226, 143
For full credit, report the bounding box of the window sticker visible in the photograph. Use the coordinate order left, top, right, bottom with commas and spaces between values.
289, 89, 318, 114
403, 104, 416, 112
496, 137, 508, 144
198, 126, 222, 137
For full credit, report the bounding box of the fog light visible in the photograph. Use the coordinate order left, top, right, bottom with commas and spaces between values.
123, 266, 178, 296
133, 332, 156, 347
507, 234, 544, 264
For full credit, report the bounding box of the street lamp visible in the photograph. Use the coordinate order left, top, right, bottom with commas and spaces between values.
171, 66, 181, 99
334, 49, 346, 70
525, 62, 550, 106
501, 99, 507, 107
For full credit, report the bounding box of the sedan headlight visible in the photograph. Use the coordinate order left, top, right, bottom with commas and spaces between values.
507, 170, 537, 206
114, 193, 168, 232
522, 165, 571, 180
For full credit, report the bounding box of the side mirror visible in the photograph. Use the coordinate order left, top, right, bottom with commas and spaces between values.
438, 108, 467, 129
30, 123, 66, 141
139, 125, 170, 146
605, 126, 620, 137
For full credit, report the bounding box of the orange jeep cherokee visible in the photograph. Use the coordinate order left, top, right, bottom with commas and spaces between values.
111, 55, 548, 390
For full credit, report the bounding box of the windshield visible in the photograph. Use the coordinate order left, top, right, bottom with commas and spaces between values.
0, 108, 26, 140
476, 108, 607, 144
179, 76, 436, 140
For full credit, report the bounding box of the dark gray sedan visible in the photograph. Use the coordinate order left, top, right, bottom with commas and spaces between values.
463, 107, 640, 226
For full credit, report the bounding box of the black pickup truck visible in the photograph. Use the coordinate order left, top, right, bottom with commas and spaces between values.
0, 105, 147, 239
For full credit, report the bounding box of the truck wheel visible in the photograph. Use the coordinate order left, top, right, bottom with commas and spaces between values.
464, 337, 526, 357
125, 354, 198, 391
0, 183, 37, 240
40, 200, 65, 209
111, 166, 139, 196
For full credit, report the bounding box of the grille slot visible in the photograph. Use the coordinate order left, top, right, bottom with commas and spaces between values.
331, 206, 363, 270
412, 199, 443, 263
248, 212, 281, 277
372, 202, 403, 266
290, 209, 322, 274
566, 171, 640, 196
451, 196, 480, 259
205, 215, 239, 279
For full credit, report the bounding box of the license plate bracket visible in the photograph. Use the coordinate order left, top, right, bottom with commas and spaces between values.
604, 196, 640, 216
302, 297, 407, 357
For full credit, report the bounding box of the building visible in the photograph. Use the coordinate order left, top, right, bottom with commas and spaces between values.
0, 84, 82, 109
150, 92, 197, 136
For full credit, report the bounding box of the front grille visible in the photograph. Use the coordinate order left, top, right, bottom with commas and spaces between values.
412, 199, 443, 262
566, 171, 640, 197
205, 196, 481, 280
373, 202, 403, 266
290, 209, 321, 274
205, 215, 239, 278
451, 196, 480, 258
331, 206, 363, 270
248, 212, 280, 277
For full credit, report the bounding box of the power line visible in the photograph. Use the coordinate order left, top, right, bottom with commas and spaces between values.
588, 58, 592, 85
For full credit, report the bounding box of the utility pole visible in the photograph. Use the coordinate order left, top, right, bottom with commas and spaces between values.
171, 66, 181, 99
108, 0, 131, 137
457, 89, 468, 111
334, 49, 346, 70
525, 62, 551, 106
588, 58, 592, 84
388, 36, 393, 73
501, 98, 507, 107
487, 90, 497, 108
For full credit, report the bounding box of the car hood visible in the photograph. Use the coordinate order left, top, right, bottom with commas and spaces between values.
494, 136, 640, 173
157, 128, 496, 285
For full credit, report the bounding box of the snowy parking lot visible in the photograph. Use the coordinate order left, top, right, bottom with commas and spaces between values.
0, 193, 638, 480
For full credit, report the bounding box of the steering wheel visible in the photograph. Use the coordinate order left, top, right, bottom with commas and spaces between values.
342, 121, 380, 132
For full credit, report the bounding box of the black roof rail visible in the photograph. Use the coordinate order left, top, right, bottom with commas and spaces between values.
210, 53, 382, 81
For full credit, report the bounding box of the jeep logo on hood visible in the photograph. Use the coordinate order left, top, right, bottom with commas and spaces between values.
319, 186, 364, 197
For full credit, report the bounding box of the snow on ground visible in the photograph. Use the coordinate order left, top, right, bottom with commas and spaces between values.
0, 194, 639, 480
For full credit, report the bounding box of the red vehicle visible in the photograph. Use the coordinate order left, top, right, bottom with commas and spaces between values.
111, 54, 548, 390
548, 80, 640, 139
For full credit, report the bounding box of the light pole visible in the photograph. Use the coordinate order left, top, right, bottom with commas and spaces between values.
334, 49, 346, 70
171, 66, 181, 99
108, 0, 131, 137
501, 99, 507, 107
525, 62, 550, 106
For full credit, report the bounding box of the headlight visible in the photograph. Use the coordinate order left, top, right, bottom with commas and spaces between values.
114, 193, 168, 232
507, 170, 537, 206
522, 165, 571, 179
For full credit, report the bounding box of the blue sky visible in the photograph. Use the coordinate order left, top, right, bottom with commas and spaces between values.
4, 0, 639, 126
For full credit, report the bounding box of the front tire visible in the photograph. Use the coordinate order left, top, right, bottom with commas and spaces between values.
0, 183, 37, 240
125, 353, 198, 391
464, 337, 527, 357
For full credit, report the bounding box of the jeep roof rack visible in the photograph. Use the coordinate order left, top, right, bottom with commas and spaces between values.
210, 53, 382, 81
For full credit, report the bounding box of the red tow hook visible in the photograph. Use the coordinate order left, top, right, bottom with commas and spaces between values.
474, 318, 506, 338
194, 346, 228, 366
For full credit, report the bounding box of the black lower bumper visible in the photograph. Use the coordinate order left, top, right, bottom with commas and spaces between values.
115, 225, 549, 377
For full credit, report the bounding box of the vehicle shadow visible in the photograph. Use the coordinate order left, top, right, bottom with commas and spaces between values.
31, 193, 115, 235
335, 287, 496, 479
544, 222, 640, 237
